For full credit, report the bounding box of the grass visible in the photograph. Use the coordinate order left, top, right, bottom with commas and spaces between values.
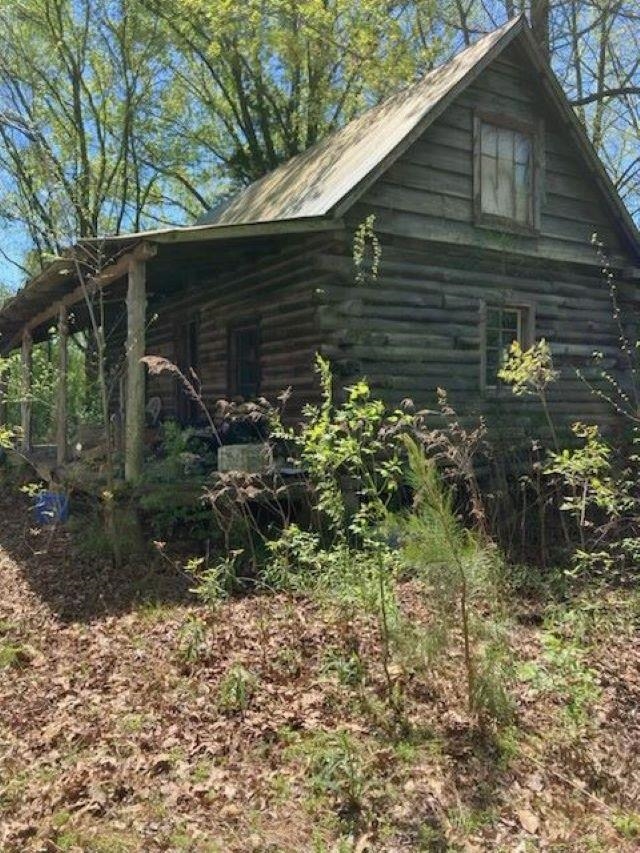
612, 812, 640, 840
0, 639, 33, 669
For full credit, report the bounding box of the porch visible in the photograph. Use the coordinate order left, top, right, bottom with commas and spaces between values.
0, 218, 340, 490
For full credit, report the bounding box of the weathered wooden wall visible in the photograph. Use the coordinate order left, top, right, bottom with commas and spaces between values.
319, 44, 638, 441
314, 239, 637, 441
115, 234, 340, 423
357, 43, 632, 267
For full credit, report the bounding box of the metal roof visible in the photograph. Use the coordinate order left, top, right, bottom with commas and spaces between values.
197, 17, 523, 227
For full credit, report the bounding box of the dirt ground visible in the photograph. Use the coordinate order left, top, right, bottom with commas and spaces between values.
1, 489, 639, 852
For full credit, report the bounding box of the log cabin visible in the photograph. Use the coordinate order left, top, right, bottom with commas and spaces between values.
0, 14, 639, 482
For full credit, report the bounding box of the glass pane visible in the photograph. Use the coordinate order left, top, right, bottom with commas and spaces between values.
502, 310, 519, 332
486, 328, 500, 347
515, 132, 531, 166
496, 155, 513, 218
481, 154, 499, 215
479, 123, 534, 224
481, 122, 498, 157
484, 306, 525, 387
497, 126, 513, 162
486, 308, 501, 329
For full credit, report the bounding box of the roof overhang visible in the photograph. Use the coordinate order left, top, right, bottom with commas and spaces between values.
0, 216, 343, 352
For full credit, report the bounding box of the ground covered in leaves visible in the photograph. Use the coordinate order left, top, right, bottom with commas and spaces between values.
1, 490, 639, 852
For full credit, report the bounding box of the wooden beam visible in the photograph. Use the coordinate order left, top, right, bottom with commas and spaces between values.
20, 330, 32, 454
5, 241, 157, 352
124, 258, 147, 481
56, 304, 69, 466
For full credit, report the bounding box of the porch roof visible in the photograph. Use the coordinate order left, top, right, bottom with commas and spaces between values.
0, 216, 339, 353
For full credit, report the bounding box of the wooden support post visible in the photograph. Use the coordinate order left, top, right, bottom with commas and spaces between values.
125, 259, 146, 481
0, 368, 7, 430
56, 304, 69, 466
20, 329, 32, 454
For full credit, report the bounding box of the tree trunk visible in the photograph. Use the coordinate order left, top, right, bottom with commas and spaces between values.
531, 0, 550, 57
56, 304, 69, 466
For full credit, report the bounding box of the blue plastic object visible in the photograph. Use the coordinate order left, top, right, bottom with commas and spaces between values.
34, 491, 69, 525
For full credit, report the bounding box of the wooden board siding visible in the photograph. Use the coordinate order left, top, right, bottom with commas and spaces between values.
358, 44, 632, 268
132, 235, 337, 423
314, 238, 636, 440
309, 45, 640, 441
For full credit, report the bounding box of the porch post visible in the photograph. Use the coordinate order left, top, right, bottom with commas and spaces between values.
0, 369, 7, 429
124, 259, 146, 481
56, 304, 69, 466
20, 329, 32, 454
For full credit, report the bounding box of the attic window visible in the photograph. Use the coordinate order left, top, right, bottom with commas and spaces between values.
475, 116, 539, 230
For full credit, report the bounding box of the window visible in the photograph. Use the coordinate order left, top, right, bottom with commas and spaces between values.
475, 117, 537, 229
483, 304, 532, 390
229, 322, 260, 399
176, 316, 199, 422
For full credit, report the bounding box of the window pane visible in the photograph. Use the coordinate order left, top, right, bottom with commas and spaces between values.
502, 310, 519, 332
496, 154, 514, 218
479, 122, 533, 225
481, 153, 499, 215
481, 122, 498, 158
486, 327, 500, 347
484, 305, 526, 387
486, 307, 501, 328
515, 132, 531, 166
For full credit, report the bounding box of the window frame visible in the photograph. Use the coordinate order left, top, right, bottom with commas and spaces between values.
473, 110, 543, 235
480, 300, 535, 394
173, 311, 201, 423
228, 319, 261, 400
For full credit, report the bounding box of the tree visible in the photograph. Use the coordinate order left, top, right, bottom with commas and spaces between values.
0, 0, 206, 276
141, 0, 443, 187
0, 0, 637, 283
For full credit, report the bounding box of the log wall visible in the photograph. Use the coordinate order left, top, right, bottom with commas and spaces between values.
115, 235, 339, 423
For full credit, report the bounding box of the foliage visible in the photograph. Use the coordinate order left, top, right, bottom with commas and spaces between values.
0, 0, 198, 275
353, 213, 381, 286
274, 354, 414, 540
397, 435, 513, 722
140, 0, 440, 188
177, 614, 208, 664
498, 338, 560, 451
498, 339, 559, 399
289, 730, 369, 816
0, 639, 33, 670
0, 336, 99, 443
217, 663, 258, 714
3, 484, 640, 850
520, 625, 600, 734
188, 552, 240, 606
546, 422, 622, 527
498, 271, 640, 576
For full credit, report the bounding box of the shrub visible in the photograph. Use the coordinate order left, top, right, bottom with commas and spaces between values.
177, 615, 208, 665
217, 664, 258, 714
396, 436, 514, 722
